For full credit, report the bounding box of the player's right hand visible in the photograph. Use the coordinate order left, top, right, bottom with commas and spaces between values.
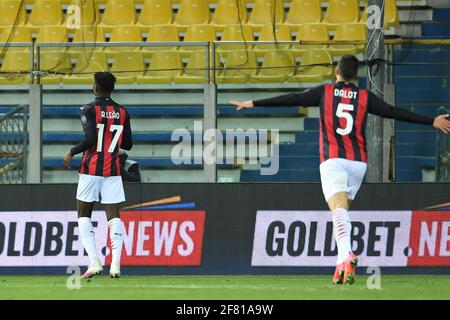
433, 114, 450, 134
64, 151, 73, 169
230, 100, 254, 111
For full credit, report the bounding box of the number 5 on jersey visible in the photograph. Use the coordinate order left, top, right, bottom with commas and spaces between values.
336, 103, 354, 136
96, 124, 123, 153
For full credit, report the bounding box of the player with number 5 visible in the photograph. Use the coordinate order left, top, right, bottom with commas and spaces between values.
64, 72, 133, 279
231, 55, 450, 285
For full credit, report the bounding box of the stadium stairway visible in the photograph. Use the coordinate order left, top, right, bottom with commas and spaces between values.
393, 40, 450, 181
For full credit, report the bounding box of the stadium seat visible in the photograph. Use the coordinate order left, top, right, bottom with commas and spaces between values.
324, 0, 360, 29
250, 51, 295, 83
174, 0, 210, 27
39, 52, 72, 84
286, 0, 322, 25
111, 52, 145, 84
72, 26, 105, 43
0, 52, 30, 84
108, 26, 143, 52
254, 24, 292, 53
217, 50, 257, 83
361, 0, 400, 29
137, 51, 182, 84
289, 49, 333, 83
218, 24, 254, 52
174, 51, 208, 83
144, 25, 180, 51
0, 27, 32, 51
36, 26, 68, 52
0, 0, 27, 27
248, 0, 285, 27
330, 23, 366, 55
28, 0, 64, 29
137, 0, 173, 27
66, 0, 100, 27
212, 0, 248, 27
63, 52, 108, 84
294, 24, 329, 54
100, 0, 136, 28
181, 25, 216, 52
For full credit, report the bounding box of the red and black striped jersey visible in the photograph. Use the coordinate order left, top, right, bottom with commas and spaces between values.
253, 82, 434, 164
70, 97, 133, 177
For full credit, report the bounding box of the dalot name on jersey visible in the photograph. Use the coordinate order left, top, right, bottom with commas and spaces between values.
101, 110, 120, 119
334, 88, 358, 99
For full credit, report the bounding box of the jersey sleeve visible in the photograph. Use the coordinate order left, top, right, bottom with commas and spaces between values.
120, 111, 133, 151
253, 85, 324, 107
70, 105, 98, 156
367, 91, 434, 125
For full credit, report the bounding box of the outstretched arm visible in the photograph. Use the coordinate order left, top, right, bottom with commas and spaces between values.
231, 86, 323, 110
64, 106, 97, 169
368, 92, 450, 134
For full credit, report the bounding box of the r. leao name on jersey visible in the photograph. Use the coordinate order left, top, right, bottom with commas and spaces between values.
334, 88, 358, 99
101, 110, 120, 120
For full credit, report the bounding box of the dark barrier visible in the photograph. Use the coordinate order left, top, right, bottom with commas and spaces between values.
0, 183, 449, 275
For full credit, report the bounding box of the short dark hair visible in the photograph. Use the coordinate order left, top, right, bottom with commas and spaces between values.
94, 72, 116, 94
338, 55, 359, 80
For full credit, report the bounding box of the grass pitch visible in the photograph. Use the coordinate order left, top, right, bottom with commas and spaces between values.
0, 275, 449, 300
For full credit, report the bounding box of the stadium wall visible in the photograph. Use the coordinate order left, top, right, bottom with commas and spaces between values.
0, 183, 449, 275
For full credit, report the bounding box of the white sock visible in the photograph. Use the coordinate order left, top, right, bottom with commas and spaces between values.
78, 217, 99, 266
332, 208, 352, 265
108, 218, 124, 266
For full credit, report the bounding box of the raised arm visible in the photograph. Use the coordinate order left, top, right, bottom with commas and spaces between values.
367, 92, 450, 133
231, 85, 323, 110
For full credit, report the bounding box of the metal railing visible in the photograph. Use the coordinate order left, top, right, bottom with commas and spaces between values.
0, 105, 28, 183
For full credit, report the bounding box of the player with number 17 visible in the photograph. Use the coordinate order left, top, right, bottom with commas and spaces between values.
64, 72, 133, 279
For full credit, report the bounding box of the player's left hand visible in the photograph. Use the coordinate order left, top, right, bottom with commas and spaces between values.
433, 114, 450, 134
64, 151, 73, 169
230, 100, 254, 111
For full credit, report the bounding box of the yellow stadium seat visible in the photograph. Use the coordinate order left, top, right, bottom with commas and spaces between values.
36, 26, 67, 43
36, 26, 67, 52
248, 0, 284, 27
28, 0, 64, 29
218, 24, 254, 52
254, 24, 292, 53
144, 25, 179, 51
72, 26, 105, 43
0, 52, 30, 84
137, 51, 182, 84
330, 23, 366, 55
39, 52, 72, 84
250, 51, 295, 83
108, 26, 142, 52
174, 51, 208, 83
361, 0, 399, 29
212, 0, 248, 27
217, 50, 257, 83
293, 23, 329, 53
181, 24, 216, 52
286, 0, 322, 25
111, 52, 145, 84
0, 0, 27, 26
324, 0, 359, 29
289, 49, 333, 83
100, 0, 136, 28
63, 52, 108, 84
66, 0, 100, 27
174, 0, 210, 26
137, 0, 173, 26
0, 27, 32, 52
